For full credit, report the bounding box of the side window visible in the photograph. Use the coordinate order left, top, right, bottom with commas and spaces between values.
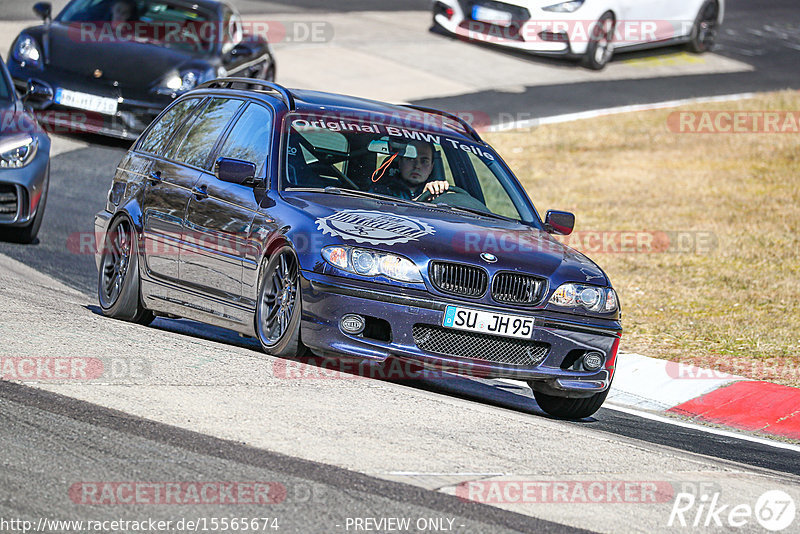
217, 103, 273, 178
171, 98, 243, 169
466, 152, 520, 219
138, 98, 201, 156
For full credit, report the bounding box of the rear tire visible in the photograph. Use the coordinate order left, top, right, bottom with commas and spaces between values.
582, 12, 616, 70
687, 0, 719, 53
532, 388, 609, 420
255, 247, 307, 358
97, 216, 154, 325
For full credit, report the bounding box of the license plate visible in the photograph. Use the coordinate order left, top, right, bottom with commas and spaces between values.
443, 305, 534, 340
55, 88, 118, 116
472, 5, 513, 26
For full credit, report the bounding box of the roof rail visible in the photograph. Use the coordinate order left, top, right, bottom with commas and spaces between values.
401, 104, 483, 143
197, 78, 296, 111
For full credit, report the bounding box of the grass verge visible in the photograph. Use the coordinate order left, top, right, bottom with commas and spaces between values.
485, 91, 800, 386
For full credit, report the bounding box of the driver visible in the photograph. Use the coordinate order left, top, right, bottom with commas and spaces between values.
371, 140, 450, 201
110, 0, 138, 22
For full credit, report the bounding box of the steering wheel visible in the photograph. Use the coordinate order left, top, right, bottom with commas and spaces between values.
415, 185, 471, 203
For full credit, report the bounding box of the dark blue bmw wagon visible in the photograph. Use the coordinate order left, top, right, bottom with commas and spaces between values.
95, 78, 622, 419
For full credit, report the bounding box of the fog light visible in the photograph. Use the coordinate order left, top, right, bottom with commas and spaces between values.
583, 352, 604, 371
341, 314, 365, 335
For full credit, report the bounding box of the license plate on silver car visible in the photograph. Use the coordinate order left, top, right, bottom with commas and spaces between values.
443, 305, 534, 339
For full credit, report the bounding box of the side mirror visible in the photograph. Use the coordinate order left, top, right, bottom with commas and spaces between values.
33, 2, 52, 23
215, 157, 256, 185
24, 79, 54, 102
544, 210, 575, 236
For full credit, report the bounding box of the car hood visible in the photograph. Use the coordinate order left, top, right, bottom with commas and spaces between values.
25, 24, 207, 87
284, 191, 609, 285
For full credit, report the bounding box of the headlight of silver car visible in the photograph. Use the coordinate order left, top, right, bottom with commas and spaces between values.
12, 35, 42, 68
542, 0, 585, 13
0, 135, 38, 169
549, 283, 618, 313
322, 246, 423, 283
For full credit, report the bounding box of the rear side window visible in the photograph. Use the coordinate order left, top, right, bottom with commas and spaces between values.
138, 98, 201, 156
170, 98, 243, 170
217, 103, 273, 178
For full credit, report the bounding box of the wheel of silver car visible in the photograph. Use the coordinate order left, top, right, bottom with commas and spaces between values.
532, 387, 609, 420
583, 12, 616, 70
98, 216, 154, 325
688, 1, 719, 53
256, 247, 305, 357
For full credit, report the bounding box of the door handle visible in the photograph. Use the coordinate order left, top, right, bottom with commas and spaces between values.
192, 184, 209, 200
148, 171, 162, 185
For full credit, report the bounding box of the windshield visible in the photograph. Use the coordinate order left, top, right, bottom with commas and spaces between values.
283, 114, 537, 223
58, 0, 215, 53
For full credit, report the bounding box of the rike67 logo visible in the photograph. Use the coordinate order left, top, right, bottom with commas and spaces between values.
669, 490, 796, 531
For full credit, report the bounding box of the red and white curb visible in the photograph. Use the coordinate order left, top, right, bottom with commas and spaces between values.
608, 353, 800, 441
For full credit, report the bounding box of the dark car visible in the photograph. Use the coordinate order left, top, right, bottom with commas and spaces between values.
8, 0, 275, 139
0, 56, 51, 244
94, 78, 622, 419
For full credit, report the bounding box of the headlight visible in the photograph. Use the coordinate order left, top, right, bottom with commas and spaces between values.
322, 246, 423, 283
156, 69, 208, 95
542, 0, 585, 13
549, 283, 618, 313
0, 135, 38, 169
12, 35, 42, 68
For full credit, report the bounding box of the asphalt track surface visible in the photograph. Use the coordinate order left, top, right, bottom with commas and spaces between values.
0, 381, 580, 534
1, 0, 799, 531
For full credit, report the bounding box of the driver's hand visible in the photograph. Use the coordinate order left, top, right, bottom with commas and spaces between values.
422, 181, 449, 199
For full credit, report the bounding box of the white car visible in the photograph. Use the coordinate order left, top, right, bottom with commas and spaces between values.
431, 0, 724, 69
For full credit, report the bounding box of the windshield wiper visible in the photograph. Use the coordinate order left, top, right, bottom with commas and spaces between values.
435, 203, 515, 222
286, 186, 422, 207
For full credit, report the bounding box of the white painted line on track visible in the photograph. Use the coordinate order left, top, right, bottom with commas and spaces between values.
604, 403, 800, 453
490, 92, 759, 131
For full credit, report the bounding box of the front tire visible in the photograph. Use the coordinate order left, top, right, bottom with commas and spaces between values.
97, 216, 154, 325
582, 12, 616, 70
687, 1, 719, 53
532, 388, 609, 420
255, 247, 306, 358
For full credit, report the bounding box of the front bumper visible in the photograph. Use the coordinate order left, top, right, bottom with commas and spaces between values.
9, 64, 173, 139
0, 136, 50, 228
301, 270, 621, 396
433, 1, 593, 56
